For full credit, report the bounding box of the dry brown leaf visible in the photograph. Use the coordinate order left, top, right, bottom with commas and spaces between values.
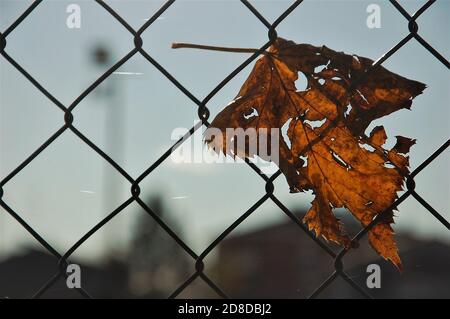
204, 38, 426, 270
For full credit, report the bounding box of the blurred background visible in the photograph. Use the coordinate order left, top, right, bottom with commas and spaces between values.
0, 0, 448, 298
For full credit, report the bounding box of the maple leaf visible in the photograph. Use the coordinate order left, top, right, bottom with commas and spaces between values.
175, 38, 426, 270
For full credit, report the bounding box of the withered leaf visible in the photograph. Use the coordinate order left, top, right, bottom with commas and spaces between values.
206, 38, 426, 270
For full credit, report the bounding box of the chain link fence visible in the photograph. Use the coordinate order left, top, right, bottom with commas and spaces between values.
0, 0, 449, 299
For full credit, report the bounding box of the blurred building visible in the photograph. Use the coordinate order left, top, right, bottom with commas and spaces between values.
216, 215, 450, 299
0, 197, 192, 299
0, 249, 129, 299
1, 212, 449, 299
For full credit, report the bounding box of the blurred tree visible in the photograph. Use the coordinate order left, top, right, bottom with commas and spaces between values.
127, 196, 191, 298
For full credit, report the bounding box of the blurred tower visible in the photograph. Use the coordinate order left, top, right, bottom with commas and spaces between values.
91, 45, 126, 257
127, 196, 191, 298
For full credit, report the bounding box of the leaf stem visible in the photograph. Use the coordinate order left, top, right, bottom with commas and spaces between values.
171, 42, 261, 54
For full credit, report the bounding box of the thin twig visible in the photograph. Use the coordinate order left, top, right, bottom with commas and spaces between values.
171, 42, 261, 54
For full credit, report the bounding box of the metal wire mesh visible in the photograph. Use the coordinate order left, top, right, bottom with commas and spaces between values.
0, 0, 448, 299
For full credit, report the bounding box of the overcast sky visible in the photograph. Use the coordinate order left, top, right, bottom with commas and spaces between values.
0, 0, 449, 263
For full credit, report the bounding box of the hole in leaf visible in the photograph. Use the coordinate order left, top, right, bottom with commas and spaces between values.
359, 143, 376, 152
304, 118, 326, 129
314, 63, 327, 73
281, 118, 292, 148
331, 151, 350, 169
243, 107, 258, 120
299, 155, 308, 168
344, 104, 352, 116
356, 89, 369, 104
295, 71, 308, 91
384, 162, 396, 169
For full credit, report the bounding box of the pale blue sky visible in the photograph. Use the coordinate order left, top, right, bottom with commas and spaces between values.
0, 0, 449, 263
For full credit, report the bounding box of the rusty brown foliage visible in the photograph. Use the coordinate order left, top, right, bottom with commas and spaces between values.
204, 38, 426, 270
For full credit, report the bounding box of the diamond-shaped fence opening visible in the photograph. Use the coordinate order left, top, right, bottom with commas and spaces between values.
0, 0, 448, 299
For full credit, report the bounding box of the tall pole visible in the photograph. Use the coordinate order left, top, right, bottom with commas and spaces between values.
92, 46, 125, 259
